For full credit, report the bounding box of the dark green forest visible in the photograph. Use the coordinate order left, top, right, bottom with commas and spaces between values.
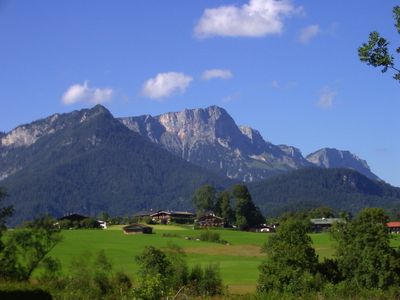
249, 168, 400, 217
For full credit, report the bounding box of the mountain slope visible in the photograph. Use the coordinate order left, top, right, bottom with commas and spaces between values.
120, 106, 312, 182
306, 148, 378, 180
0, 105, 232, 225
249, 168, 400, 217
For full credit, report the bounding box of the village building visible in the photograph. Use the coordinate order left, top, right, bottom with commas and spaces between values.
310, 218, 343, 232
386, 221, 400, 233
197, 212, 224, 228
122, 224, 153, 235
150, 210, 196, 224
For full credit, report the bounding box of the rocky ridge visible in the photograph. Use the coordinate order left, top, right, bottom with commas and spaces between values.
0, 105, 380, 183
119, 106, 379, 182
120, 106, 313, 182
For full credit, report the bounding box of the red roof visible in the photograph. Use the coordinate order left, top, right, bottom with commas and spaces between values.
386, 222, 400, 228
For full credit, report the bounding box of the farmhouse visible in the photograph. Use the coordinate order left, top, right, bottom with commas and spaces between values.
197, 213, 224, 228
122, 224, 153, 234
310, 218, 343, 232
387, 221, 400, 233
150, 210, 196, 224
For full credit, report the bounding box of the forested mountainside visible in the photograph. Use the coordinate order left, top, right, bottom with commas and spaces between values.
0, 105, 232, 225
249, 168, 400, 217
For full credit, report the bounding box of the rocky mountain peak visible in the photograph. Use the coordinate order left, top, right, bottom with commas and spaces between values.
239, 126, 265, 144
119, 105, 317, 181
157, 105, 238, 141
0, 105, 114, 149
306, 148, 378, 180
279, 145, 305, 160
0, 105, 381, 185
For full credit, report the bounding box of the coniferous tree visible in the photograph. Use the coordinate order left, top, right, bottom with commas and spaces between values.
218, 191, 235, 225
233, 184, 264, 230
192, 185, 217, 216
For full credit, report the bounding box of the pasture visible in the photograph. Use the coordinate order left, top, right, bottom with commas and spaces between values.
47, 225, 400, 294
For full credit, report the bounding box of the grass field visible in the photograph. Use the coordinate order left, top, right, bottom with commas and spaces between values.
47, 225, 400, 294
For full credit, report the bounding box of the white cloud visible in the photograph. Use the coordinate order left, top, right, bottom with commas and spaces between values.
298, 24, 321, 44
202, 69, 233, 80
317, 87, 336, 109
271, 80, 279, 88
142, 72, 193, 100
61, 81, 113, 105
194, 0, 301, 38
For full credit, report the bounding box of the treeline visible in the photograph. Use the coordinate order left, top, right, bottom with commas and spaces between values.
192, 184, 264, 230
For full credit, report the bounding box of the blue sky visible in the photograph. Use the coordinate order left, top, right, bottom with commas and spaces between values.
0, 0, 399, 186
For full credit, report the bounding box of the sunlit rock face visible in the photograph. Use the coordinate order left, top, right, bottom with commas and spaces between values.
120, 106, 313, 182
306, 148, 379, 180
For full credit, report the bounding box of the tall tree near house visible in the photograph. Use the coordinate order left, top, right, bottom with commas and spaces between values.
218, 191, 235, 225
358, 6, 400, 82
192, 184, 217, 216
232, 184, 264, 230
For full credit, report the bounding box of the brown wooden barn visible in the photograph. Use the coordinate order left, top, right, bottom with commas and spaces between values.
122, 224, 153, 234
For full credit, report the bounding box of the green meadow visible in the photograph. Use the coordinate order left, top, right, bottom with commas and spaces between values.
47, 225, 400, 294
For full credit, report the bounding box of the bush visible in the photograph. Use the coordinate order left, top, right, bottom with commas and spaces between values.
58, 219, 73, 229
48, 251, 133, 299
80, 218, 101, 229
0, 282, 52, 300
186, 263, 225, 297
198, 230, 228, 244
134, 245, 225, 298
202, 263, 224, 296
162, 233, 178, 238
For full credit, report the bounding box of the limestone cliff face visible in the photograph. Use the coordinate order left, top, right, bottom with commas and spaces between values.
120, 106, 312, 182
306, 148, 379, 180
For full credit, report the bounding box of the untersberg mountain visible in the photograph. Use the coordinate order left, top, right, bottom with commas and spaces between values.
119, 105, 379, 181
0, 105, 391, 223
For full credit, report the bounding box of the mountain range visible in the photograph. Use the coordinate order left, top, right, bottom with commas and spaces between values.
0, 105, 231, 224
119, 105, 378, 182
0, 105, 395, 224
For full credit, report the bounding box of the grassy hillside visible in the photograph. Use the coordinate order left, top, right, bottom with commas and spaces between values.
43, 225, 398, 294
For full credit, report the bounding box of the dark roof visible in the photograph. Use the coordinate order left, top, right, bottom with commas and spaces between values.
123, 224, 152, 231
58, 213, 88, 222
198, 214, 223, 221
150, 210, 195, 217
